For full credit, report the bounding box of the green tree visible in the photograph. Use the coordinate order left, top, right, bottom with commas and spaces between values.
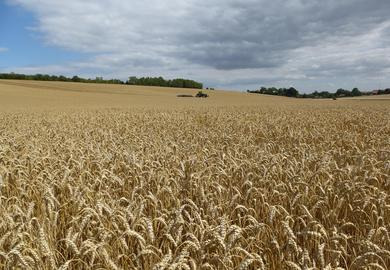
71, 76, 81, 82
351, 87, 362, 96
127, 76, 138, 85
286, 87, 298, 97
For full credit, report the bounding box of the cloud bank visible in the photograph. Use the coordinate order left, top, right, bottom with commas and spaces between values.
6, 0, 390, 91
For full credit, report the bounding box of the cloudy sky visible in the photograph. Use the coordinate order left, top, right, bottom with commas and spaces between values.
1, 0, 390, 91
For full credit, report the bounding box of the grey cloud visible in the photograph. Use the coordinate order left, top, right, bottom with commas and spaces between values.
7, 0, 390, 91
174, 0, 390, 69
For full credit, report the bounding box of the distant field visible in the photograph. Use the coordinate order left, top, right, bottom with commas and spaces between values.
0, 79, 389, 269
343, 94, 390, 100
0, 79, 292, 110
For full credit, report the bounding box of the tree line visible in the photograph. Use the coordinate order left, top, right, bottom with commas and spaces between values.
247, 87, 299, 97
371, 88, 390, 95
127, 76, 203, 89
247, 86, 390, 99
0, 73, 124, 84
0, 73, 203, 89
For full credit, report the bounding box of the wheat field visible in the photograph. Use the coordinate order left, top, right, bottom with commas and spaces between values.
0, 80, 389, 269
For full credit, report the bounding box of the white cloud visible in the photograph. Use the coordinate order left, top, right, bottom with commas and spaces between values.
7, 0, 390, 91
0, 47, 8, 52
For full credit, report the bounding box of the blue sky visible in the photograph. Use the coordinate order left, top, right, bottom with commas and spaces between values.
0, 1, 82, 70
1, 0, 390, 91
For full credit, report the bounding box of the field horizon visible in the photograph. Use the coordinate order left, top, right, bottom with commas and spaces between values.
2, 79, 389, 111
0, 79, 277, 110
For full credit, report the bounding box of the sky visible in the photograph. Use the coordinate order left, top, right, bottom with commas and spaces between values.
1, 0, 390, 92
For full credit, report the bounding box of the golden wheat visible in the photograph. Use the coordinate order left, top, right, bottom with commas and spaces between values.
0, 80, 389, 269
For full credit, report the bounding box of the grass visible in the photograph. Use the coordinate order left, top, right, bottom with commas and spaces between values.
0, 80, 389, 269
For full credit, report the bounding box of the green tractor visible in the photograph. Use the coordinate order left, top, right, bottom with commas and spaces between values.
195, 91, 208, 98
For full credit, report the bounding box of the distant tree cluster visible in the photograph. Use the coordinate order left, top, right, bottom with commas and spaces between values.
0, 73, 204, 89
247, 87, 299, 97
371, 88, 390, 95
126, 76, 203, 89
247, 86, 388, 99
300, 91, 334, 99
